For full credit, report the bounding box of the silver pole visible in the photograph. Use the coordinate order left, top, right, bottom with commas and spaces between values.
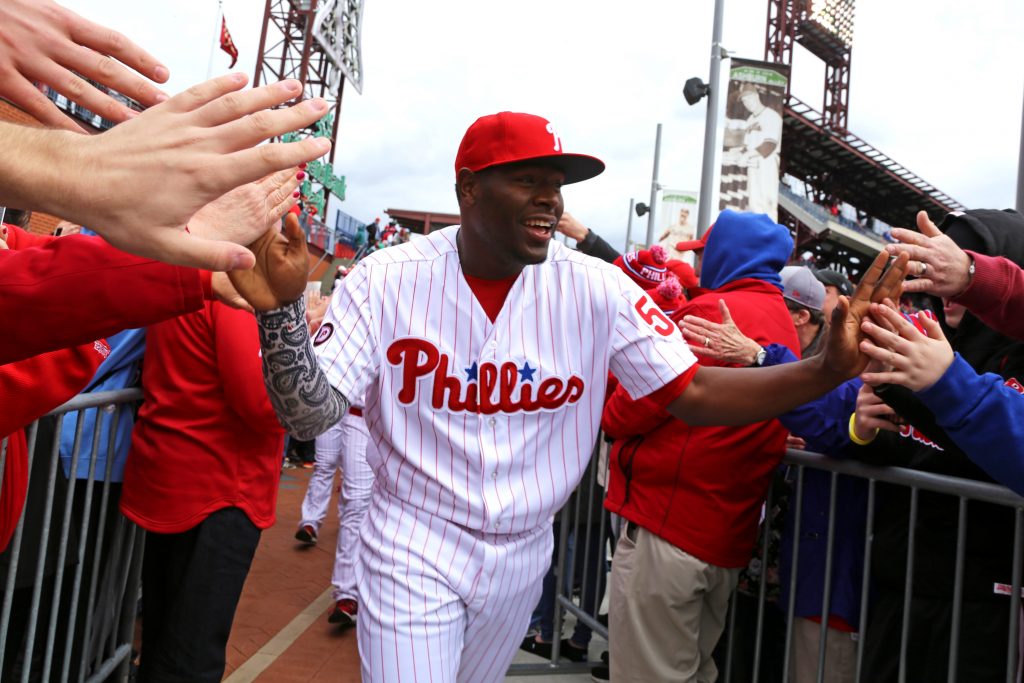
645, 123, 663, 247
625, 198, 636, 253
696, 0, 726, 238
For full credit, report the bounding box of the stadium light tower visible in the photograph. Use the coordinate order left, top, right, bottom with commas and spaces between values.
766, 0, 854, 133
253, 0, 364, 214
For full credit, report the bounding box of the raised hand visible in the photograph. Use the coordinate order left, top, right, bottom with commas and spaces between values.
853, 382, 901, 442
4, 74, 331, 272
0, 0, 170, 131
820, 250, 908, 379
680, 299, 761, 365
859, 302, 954, 392
229, 212, 310, 311
190, 168, 303, 247
885, 210, 973, 297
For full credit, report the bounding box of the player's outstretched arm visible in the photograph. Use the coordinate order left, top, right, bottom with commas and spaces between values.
667, 250, 908, 426
0, 74, 331, 272
0, 0, 170, 131
230, 213, 349, 440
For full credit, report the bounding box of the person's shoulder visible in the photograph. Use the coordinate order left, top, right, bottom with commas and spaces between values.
548, 240, 621, 276
359, 226, 457, 269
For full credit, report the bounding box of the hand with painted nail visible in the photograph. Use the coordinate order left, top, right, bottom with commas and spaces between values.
0, 0, 171, 131
0, 74, 331, 272
190, 168, 303, 251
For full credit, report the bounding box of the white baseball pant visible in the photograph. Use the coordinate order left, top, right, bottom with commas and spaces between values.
356, 489, 552, 683
298, 411, 372, 601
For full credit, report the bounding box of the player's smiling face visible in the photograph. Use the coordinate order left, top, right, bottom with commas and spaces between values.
458, 161, 565, 279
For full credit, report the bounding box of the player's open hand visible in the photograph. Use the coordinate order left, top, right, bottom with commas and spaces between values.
228, 212, 309, 311
819, 250, 908, 380
0, 0, 171, 132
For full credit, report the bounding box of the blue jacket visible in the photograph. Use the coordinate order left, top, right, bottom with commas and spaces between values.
763, 344, 868, 627
917, 353, 1024, 497
59, 328, 146, 481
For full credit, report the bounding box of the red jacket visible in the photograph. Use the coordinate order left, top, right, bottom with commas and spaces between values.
603, 279, 800, 568
0, 340, 110, 550
0, 224, 207, 365
120, 302, 285, 533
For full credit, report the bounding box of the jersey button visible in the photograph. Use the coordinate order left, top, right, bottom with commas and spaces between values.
491, 471, 498, 479
488, 417, 496, 427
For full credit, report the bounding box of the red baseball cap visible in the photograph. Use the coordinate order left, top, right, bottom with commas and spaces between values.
676, 224, 714, 253
455, 112, 605, 184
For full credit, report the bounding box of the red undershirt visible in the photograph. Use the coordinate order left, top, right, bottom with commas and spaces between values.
464, 271, 696, 407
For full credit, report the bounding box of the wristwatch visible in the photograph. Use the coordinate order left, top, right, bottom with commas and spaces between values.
753, 347, 767, 367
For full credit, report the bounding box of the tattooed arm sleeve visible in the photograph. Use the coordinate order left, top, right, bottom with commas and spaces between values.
256, 298, 348, 440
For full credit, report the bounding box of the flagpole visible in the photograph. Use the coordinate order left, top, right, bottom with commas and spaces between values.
207, 0, 224, 79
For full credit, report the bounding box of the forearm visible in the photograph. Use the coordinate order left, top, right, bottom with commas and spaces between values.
577, 229, 621, 264
255, 298, 348, 440
918, 354, 1024, 495
0, 123, 79, 219
0, 238, 204, 365
953, 251, 1024, 341
668, 355, 843, 426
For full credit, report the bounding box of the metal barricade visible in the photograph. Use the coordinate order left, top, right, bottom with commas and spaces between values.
508, 446, 1024, 682
0, 389, 144, 683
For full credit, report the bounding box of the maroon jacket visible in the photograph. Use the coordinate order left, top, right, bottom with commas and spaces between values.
603, 278, 800, 568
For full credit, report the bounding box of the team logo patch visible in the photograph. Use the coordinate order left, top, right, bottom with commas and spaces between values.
313, 322, 335, 347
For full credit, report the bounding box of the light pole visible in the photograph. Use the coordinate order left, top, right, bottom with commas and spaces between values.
683, 0, 727, 239
625, 198, 636, 253
644, 123, 663, 248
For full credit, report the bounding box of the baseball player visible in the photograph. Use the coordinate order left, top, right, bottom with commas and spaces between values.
294, 393, 373, 629
229, 112, 906, 682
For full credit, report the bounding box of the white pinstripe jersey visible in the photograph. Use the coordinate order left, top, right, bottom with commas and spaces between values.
313, 225, 696, 534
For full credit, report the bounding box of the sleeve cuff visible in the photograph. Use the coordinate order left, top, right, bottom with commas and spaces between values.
916, 353, 976, 424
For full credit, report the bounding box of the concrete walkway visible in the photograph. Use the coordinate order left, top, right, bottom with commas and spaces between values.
221, 468, 597, 682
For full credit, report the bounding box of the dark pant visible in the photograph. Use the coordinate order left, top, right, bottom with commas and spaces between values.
138, 507, 260, 683
861, 588, 1013, 683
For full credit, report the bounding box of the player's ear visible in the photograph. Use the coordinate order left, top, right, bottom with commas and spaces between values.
456, 168, 480, 207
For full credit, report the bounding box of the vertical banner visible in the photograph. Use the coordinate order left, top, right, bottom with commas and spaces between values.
656, 190, 700, 264
719, 58, 790, 221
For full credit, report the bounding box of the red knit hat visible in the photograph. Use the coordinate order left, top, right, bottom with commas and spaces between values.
613, 244, 670, 289
647, 276, 685, 315
664, 259, 699, 290
455, 112, 605, 184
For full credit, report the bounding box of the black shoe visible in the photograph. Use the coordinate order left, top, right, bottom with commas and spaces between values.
327, 598, 357, 628
294, 524, 317, 545
518, 636, 588, 662
591, 664, 609, 681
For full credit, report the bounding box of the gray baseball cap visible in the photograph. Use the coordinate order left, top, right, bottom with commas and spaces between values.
781, 266, 825, 311
813, 268, 854, 297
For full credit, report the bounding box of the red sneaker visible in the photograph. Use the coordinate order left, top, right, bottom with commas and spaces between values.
327, 598, 358, 628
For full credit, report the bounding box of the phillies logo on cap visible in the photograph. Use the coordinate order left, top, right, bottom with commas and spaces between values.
454, 112, 605, 185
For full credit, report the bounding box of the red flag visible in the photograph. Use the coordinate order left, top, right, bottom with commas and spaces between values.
220, 16, 239, 68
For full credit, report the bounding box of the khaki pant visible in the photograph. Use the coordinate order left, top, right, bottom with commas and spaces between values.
790, 617, 857, 683
609, 523, 739, 683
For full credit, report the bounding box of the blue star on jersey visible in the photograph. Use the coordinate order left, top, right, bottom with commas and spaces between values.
465, 361, 479, 381
518, 362, 536, 382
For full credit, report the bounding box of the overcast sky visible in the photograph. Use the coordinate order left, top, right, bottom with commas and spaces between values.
67, 0, 1022, 249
